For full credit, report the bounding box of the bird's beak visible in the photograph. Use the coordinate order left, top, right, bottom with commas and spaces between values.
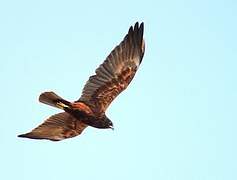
110, 126, 114, 130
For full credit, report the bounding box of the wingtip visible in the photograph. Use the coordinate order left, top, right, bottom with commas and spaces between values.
18, 132, 61, 141
18, 132, 37, 139
128, 22, 144, 36
134, 22, 139, 29
140, 22, 144, 29
134, 21, 144, 25
18, 133, 27, 138
133, 21, 144, 28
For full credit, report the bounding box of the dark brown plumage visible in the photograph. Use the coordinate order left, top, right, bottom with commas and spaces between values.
18, 22, 145, 141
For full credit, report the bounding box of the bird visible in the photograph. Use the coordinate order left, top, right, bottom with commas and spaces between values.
18, 22, 145, 141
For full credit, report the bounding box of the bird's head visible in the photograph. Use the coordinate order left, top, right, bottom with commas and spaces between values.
104, 116, 114, 130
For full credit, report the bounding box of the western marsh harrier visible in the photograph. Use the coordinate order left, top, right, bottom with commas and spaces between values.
18, 22, 145, 141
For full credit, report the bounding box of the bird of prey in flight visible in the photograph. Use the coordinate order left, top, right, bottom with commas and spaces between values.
18, 22, 145, 141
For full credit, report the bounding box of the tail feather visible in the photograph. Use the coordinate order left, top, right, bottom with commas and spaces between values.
39, 91, 70, 109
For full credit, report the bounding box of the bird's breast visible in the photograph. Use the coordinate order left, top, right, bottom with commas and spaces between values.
70, 102, 106, 129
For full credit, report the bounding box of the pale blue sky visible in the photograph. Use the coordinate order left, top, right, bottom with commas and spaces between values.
0, 0, 237, 180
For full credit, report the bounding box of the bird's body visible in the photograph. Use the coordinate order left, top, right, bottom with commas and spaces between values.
18, 22, 145, 141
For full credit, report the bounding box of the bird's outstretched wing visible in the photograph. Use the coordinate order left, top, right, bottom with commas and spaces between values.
18, 112, 87, 141
79, 22, 145, 115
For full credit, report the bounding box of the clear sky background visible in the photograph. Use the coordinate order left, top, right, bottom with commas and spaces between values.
0, 0, 236, 180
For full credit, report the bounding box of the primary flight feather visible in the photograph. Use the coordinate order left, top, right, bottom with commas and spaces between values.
18, 22, 145, 141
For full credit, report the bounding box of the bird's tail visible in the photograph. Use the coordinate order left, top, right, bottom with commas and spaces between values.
39, 91, 71, 109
